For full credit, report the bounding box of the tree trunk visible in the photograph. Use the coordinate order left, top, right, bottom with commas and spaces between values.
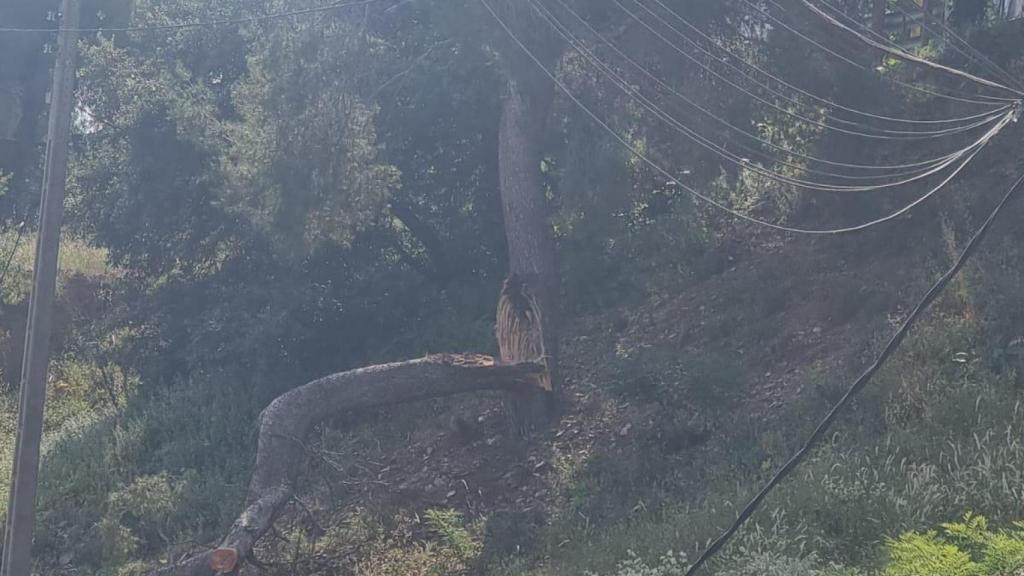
147, 354, 544, 576
1012, 0, 1024, 20
497, 73, 560, 436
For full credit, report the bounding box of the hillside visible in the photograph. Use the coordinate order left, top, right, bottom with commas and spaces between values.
234, 197, 1024, 576
4, 154, 1024, 576
1, 1, 1023, 575
19, 190, 1020, 575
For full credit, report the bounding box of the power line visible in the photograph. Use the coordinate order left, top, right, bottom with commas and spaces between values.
481, 0, 1012, 235
573, 14, 1010, 195
543, 0, 1006, 180
533, 0, 1003, 193
798, 0, 1024, 97
743, 0, 1017, 106
889, 0, 1023, 90
813, 0, 1023, 93
613, 0, 1010, 140
682, 168, 1024, 575
641, 0, 1008, 128
0, 0, 383, 34
789, 0, 1021, 102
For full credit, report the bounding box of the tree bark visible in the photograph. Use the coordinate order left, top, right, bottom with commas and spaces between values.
497, 74, 560, 435
147, 354, 544, 576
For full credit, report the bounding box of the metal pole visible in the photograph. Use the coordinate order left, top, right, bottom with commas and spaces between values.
1, 0, 78, 572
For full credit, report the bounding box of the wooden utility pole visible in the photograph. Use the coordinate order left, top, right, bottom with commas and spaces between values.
1, 0, 78, 572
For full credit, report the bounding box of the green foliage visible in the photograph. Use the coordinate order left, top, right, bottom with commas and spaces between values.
885, 531, 980, 576
884, 514, 1024, 576
24, 375, 257, 572
223, 16, 399, 251
424, 508, 483, 561
97, 473, 192, 562
0, 232, 109, 305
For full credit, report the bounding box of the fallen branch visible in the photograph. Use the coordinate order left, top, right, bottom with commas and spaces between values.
149, 353, 544, 576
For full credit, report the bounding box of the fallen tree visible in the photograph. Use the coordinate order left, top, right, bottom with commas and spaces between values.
150, 353, 545, 576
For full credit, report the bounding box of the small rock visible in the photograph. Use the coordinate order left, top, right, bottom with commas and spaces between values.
619, 424, 632, 437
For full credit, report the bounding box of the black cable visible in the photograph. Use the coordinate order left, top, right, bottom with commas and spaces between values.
0, 221, 27, 296
0, 0, 382, 34
683, 170, 1024, 576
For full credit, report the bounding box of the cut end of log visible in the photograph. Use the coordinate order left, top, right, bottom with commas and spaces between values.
208, 548, 239, 573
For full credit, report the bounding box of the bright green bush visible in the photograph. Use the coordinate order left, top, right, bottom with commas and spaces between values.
884, 514, 1024, 576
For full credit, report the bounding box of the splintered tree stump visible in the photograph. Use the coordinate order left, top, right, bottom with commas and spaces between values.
149, 354, 544, 576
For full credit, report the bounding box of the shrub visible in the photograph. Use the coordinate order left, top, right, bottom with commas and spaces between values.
884, 514, 1024, 576
423, 508, 482, 561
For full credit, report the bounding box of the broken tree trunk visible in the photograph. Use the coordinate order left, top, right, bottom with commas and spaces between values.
497, 73, 560, 436
488, 0, 564, 435
149, 354, 544, 576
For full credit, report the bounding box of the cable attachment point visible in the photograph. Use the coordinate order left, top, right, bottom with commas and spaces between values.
1011, 101, 1022, 123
